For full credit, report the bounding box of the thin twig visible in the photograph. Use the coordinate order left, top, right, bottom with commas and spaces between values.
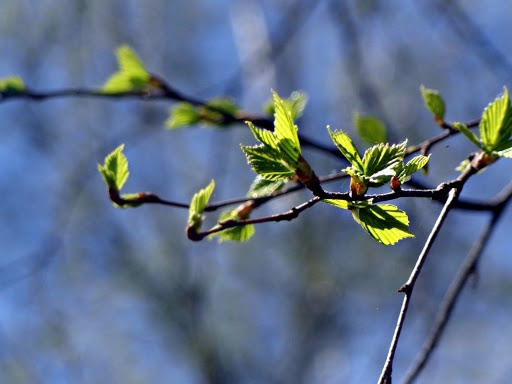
189, 196, 322, 241
378, 188, 459, 384
401, 182, 512, 384
378, 163, 479, 383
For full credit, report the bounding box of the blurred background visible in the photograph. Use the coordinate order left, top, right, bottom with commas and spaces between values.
0, 1, 512, 383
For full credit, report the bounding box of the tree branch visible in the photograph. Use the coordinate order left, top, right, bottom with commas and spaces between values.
378, 161, 478, 384
400, 181, 512, 384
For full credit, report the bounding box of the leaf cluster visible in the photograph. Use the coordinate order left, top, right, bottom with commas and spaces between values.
454, 88, 512, 162
93, 46, 512, 247
102, 45, 151, 94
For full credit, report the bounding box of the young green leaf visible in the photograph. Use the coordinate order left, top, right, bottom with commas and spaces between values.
272, 90, 301, 166
247, 176, 288, 198
496, 145, 512, 158
420, 85, 446, 121
0, 76, 25, 93
479, 87, 512, 152
247, 122, 280, 151
327, 127, 364, 172
201, 97, 239, 117
103, 45, 151, 93
166, 102, 200, 129
97, 144, 129, 191
322, 198, 371, 210
166, 98, 239, 129
396, 154, 430, 182
209, 209, 255, 242
242, 91, 306, 181
455, 158, 471, 172
241, 145, 295, 181
188, 180, 215, 231
452, 122, 483, 149
361, 140, 407, 185
263, 91, 308, 120
352, 204, 414, 245
353, 114, 387, 145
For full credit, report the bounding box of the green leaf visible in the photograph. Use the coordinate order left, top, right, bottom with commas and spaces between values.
455, 158, 471, 172
452, 122, 483, 149
0, 76, 25, 93
166, 102, 200, 128
361, 140, 407, 185
397, 154, 430, 182
188, 180, 215, 230
352, 204, 414, 245
496, 146, 512, 158
195, 98, 239, 126
242, 90, 304, 179
241, 145, 295, 181
203, 97, 239, 115
420, 85, 446, 120
166, 98, 239, 129
327, 127, 364, 172
322, 198, 371, 210
247, 122, 280, 151
103, 45, 150, 93
341, 166, 366, 180
97, 144, 129, 191
272, 90, 301, 165
209, 209, 255, 242
353, 114, 387, 145
247, 176, 288, 198
479, 87, 512, 152
263, 91, 308, 120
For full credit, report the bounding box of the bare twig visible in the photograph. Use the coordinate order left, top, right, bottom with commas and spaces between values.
401, 181, 512, 384
378, 161, 478, 384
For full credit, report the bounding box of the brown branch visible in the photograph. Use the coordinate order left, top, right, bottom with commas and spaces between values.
378, 162, 479, 384
188, 196, 322, 241
400, 181, 512, 384
1, 79, 345, 159
1, 77, 480, 163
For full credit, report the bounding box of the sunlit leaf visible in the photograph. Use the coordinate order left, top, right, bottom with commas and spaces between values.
97, 144, 129, 191
247, 122, 280, 151
397, 154, 430, 182
103, 45, 150, 93
327, 127, 364, 172
166, 102, 200, 128
353, 114, 387, 145
455, 158, 471, 172
361, 140, 407, 184
247, 176, 288, 198
352, 204, 414, 245
479, 87, 512, 152
209, 209, 255, 243
241, 145, 295, 181
0, 76, 25, 93
496, 146, 512, 158
272, 90, 301, 165
204, 97, 239, 115
452, 122, 482, 149
420, 85, 446, 121
322, 199, 370, 210
188, 180, 215, 230
198, 98, 239, 126
263, 90, 308, 120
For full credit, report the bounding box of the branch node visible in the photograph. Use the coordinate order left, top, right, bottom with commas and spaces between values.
398, 283, 411, 294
